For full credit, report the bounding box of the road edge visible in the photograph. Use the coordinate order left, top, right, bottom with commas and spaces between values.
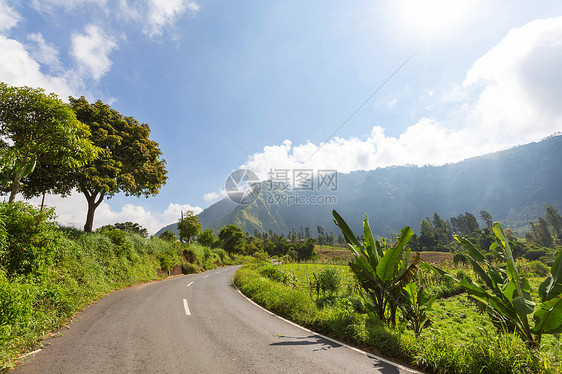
231, 274, 423, 374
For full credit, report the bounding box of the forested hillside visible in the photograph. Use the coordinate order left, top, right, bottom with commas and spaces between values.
157, 135, 562, 237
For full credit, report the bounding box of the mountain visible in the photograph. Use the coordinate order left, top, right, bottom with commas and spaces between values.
156, 135, 562, 237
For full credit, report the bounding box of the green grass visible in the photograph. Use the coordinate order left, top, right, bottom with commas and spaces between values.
0, 203, 235, 372
234, 261, 559, 374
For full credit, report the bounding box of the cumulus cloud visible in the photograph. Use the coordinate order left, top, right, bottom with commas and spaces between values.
25, 192, 202, 234
144, 0, 200, 37
118, 0, 200, 38
239, 17, 562, 182
27, 33, 63, 73
241, 120, 490, 181
0, 0, 20, 33
71, 25, 118, 81
0, 35, 79, 98
203, 190, 226, 203
463, 17, 562, 144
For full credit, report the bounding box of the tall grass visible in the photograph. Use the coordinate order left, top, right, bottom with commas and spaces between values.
234, 262, 557, 374
0, 202, 230, 371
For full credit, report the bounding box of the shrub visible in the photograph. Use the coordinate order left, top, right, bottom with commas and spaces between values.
528, 260, 550, 277
258, 264, 288, 284
315, 267, 341, 297
182, 262, 201, 274
0, 202, 58, 277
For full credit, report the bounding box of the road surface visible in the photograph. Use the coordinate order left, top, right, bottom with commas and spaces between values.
15, 266, 418, 373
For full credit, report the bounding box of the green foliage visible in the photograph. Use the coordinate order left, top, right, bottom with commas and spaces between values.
233, 264, 317, 323
430, 222, 562, 347
332, 210, 419, 326
529, 260, 551, 277
197, 228, 216, 247
177, 210, 201, 243
67, 96, 167, 232
219, 224, 246, 254
159, 229, 177, 242
400, 283, 436, 337
312, 267, 341, 297
0, 202, 239, 368
0, 202, 59, 277
0, 83, 99, 202
97, 222, 148, 238
527, 218, 555, 248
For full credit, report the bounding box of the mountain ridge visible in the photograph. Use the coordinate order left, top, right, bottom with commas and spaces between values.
156, 135, 562, 237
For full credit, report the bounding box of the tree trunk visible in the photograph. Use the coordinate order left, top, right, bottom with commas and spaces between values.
8, 164, 25, 203
83, 190, 104, 232
40, 192, 46, 211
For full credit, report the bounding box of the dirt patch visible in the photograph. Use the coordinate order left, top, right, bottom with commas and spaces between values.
316, 246, 453, 264
418, 251, 453, 264
315, 246, 354, 262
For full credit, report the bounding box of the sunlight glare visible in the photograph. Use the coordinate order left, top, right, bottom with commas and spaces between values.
394, 0, 478, 41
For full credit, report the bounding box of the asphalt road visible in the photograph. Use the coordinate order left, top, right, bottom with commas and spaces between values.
14, 266, 418, 373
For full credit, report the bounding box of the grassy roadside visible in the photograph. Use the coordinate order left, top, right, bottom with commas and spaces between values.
0, 202, 240, 372
233, 261, 558, 374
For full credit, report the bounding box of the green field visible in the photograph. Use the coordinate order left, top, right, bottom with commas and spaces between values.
235, 261, 562, 374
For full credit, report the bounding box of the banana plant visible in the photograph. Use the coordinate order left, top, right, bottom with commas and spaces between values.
333, 210, 420, 326
427, 222, 562, 347
400, 282, 437, 337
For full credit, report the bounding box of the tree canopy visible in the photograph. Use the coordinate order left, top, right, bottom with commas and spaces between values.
68, 97, 167, 232
0, 83, 98, 202
219, 224, 246, 254
177, 210, 201, 243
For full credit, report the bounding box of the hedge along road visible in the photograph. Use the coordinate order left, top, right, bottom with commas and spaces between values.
14, 266, 419, 374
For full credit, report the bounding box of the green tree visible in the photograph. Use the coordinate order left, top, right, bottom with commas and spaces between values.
159, 229, 177, 242
545, 205, 562, 240
67, 97, 167, 232
114, 222, 148, 237
197, 228, 216, 247
0, 83, 98, 202
480, 210, 493, 230
177, 210, 202, 243
219, 224, 246, 254
419, 217, 437, 250
526, 218, 554, 248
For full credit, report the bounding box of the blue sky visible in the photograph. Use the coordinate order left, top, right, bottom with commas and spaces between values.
1, 0, 562, 233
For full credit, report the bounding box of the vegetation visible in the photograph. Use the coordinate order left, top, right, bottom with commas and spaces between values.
0, 83, 98, 203
234, 210, 562, 373
0, 202, 238, 370
66, 97, 167, 232
219, 224, 246, 254
177, 210, 201, 243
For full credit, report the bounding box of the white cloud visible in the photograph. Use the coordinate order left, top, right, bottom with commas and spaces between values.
161, 203, 203, 223
203, 190, 226, 203
241, 120, 490, 181
30, 0, 108, 14
25, 192, 202, 234
27, 33, 63, 73
0, 35, 79, 99
71, 24, 118, 81
144, 0, 200, 37
0, 0, 20, 34
242, 17, 562, 180
463, 17, 562, 144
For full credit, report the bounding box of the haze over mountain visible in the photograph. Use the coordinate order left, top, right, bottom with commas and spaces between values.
157, 135, 562, 238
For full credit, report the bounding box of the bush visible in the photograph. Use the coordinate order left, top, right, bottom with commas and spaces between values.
0, 202, 58, 277
315, 267, 341, 297
182, 262, 202, 274
528, 260, 550, 277
258, 264, 288, 284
